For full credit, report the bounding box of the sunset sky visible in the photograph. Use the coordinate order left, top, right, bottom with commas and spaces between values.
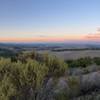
0, 0, 100, 43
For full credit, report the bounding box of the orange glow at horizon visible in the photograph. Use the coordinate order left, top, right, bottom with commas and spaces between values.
0, 34, 87, 42
1, 31, 100, 42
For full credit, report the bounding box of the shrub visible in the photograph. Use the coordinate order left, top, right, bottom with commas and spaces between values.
43, 54, 68, 77
0, 58, 48, 100
93, 57, 100, 65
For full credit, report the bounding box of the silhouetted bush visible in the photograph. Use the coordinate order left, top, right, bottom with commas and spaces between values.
93, 57, 100, 65
66, 57, 92, 68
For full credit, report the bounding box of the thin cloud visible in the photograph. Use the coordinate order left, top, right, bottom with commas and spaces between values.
85, 28, 100, 40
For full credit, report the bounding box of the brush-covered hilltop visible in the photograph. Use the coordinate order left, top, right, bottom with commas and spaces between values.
0, 43, 100, 100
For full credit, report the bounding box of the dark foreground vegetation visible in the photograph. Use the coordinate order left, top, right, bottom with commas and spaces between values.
66, 57, 100, 68
0, 49, 100, 100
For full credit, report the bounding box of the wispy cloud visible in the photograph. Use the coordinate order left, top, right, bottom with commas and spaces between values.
85, 28, 100, 40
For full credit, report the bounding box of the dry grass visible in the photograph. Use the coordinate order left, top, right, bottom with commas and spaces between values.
39, 50, 100, 60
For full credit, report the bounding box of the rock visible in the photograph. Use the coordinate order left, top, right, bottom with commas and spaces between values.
36, 78, 54, 100
85, 65, 100, 73
81, 71, 100, 93
54, 77, 69, 93
69, 68, 84, 75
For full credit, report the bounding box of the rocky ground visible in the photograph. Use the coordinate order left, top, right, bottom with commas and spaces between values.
37, 65, 100, 100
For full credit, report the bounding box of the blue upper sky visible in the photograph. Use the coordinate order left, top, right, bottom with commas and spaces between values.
0, 0, 100, 42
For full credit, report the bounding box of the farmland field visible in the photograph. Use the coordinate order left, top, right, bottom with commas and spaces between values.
52, 50, 100, 60
39, 50, 100, 60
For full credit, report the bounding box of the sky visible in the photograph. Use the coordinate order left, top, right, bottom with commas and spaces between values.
0, 0, 100, 43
